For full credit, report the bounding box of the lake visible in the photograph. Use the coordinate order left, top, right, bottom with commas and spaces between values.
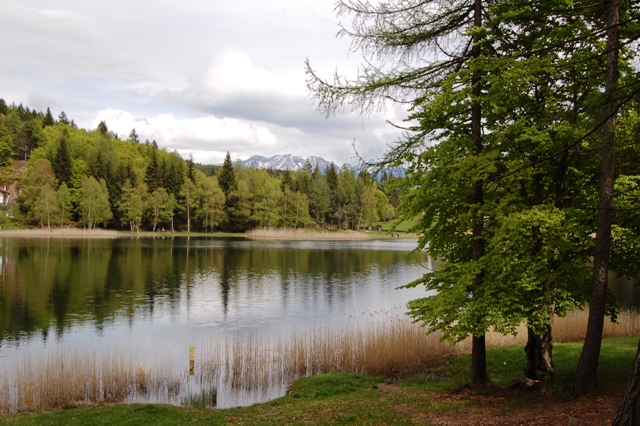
1, 235, 636, 411
0, 236, 431, 409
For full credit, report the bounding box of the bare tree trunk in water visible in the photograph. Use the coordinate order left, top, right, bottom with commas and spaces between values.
613, 339, 640, 425
525, 326, 555, 381
574, 0, 619, 396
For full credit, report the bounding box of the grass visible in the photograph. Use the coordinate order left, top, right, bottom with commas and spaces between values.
0, 307, 638, 420
1, 337, 637, 425
181, 388, 217, 409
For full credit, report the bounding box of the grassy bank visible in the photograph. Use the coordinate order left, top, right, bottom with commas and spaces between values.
1, 336, 637, 425
1, 307, 639, 421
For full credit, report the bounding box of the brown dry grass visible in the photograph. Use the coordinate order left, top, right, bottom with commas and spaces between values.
0, 229, 123, 238
245, 228, 372, 241
1, 307, 639, 416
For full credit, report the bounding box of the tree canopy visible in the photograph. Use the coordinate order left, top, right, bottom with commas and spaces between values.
307, 0, 640, 389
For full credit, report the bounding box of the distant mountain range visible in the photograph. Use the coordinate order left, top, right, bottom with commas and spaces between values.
239, 154, 405, 178
240, 154, 338, 173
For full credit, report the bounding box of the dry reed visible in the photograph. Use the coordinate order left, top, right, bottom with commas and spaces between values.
0, 229, 123, 238
2, 306, 639, 415
246, 228, 371, 241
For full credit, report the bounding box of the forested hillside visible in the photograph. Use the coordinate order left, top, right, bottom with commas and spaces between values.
0, 99, 398, 232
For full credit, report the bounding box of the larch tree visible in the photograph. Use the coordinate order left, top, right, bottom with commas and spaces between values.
307, 0, 492, 383
573, 0, 640, 395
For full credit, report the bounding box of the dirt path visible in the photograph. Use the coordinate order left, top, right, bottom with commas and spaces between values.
378, 383, 622, 425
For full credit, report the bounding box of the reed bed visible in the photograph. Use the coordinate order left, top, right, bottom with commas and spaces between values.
2, 307, 640, 415
448, 306, 640, 354
245, 228, 371, 241
0, 228, 123, 238
0, 351, 182, 415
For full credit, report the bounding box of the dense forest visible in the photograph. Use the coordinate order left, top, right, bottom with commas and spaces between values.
0, 99, 399, 232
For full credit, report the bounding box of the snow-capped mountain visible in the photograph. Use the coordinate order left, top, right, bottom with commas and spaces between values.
241, 154, 338, 173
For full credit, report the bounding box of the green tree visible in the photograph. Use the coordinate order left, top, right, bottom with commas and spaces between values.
574, 0, 633, 395
147, 187, 171, 232
18, 158, 57, 225
252, 169, 282, 228
218, 151, 235, 196
180, 178, 199, 232
144, 141, 161, 193
128, 128, 139, 143
16, 118, 47, 161
42, 108, 55, 127
35, 183, 57, 229
0, 122, 13, 166
57, 111, 70, 125
306, 0, 520, 383
197, 175, 226, 231
280, 187, 311, 228
97, 120, 109, 137
77, 176, 112, 229
224, 177, 251, 232
55, 183, 72, 228
119, 182, 146, 232
308, 170, 330, 227
53, 130, 72, 185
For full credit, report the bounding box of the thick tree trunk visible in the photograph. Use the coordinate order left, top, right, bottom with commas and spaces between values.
469, 0, 488, 384
574, 0, 619, 396
613, 339, 640, 425
524, 326, 555, 381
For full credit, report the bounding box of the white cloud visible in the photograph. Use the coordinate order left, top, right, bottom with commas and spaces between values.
1, 0, 409, 166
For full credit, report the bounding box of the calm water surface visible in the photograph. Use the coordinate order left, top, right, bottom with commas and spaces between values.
0, 237, 431, 407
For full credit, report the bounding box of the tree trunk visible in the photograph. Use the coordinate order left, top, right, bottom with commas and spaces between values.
525, 326, 555, 381
574, 0, 619, 396
469, 0, 488, 384
613, 339, 640, 425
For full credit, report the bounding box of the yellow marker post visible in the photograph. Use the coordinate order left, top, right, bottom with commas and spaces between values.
189, 345, 195, 376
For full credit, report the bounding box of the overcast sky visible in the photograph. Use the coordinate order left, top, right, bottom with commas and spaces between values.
0, 0, 407, 165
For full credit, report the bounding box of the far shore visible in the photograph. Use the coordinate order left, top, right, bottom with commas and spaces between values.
0, 228, 125, 238
0, 227, 417, 241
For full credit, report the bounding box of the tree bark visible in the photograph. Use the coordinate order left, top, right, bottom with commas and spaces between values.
470, 0, 488, 384
613, 339, 640, 425
525, 326, 555, 381
574, 0, 619, 396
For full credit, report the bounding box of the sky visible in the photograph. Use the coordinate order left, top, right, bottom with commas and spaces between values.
0, 0, 408, 166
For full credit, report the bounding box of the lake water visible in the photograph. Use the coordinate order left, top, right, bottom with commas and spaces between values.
0, 236, 431, 408
1, 236, 636, 410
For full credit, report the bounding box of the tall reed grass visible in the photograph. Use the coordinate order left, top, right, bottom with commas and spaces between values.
246, 228, 371, 241
1, 306, 639, 415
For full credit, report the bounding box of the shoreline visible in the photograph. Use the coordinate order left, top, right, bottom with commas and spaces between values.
0, 228, 417, 241
0, 228, 125, 238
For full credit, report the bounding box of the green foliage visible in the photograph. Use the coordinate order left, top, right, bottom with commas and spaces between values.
217, 151, 235, 196
53, 131, 73, 185
0, 122, 14, 166
251, 169, 282, 227
16, 118, 47, 161
309, 0, 640, 385
2, 101, 397, 233
77, 176, 112, 228
181, 387, 217, 409
56, 183, 72, 228
17, 158, 57, 226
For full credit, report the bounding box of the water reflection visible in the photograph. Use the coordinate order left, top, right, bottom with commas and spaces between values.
0, 237, 431, 408
0, 238, 428, 345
